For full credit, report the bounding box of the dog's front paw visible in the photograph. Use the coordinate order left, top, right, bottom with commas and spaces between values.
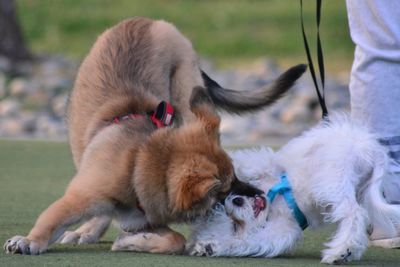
3, 236, 45, 255
57, 231, 98, 245
188, 241, 216, 257
321, 248, 353, 265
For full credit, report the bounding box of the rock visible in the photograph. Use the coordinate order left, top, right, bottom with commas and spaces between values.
8, 78, 31, 97
0, 117, 24, 136
36, 113, 67, 138
22, 86, 50, 110
0, 112, 37, 136
19, 111, 37, 133
0, 55, 350, 144
51, 93, 68, 118
220, 115, 254, 143
0, 99, 20, 117
280, 95, 315, 124
325, 81, 350, 110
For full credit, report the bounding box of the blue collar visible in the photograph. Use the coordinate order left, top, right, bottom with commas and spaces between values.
267, 173, 308, 230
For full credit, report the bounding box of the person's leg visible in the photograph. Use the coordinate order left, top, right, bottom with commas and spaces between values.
346, 0, 400, 248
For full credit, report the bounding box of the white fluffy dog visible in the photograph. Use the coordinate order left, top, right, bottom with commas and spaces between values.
187, 114, 400, 264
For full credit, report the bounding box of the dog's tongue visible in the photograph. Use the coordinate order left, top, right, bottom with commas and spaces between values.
253, 196, 266, 218
255, 196, 265, 209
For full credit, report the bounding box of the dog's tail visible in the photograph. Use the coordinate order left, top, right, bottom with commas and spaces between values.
202, 64, 307, 114
363, 148, 400, 238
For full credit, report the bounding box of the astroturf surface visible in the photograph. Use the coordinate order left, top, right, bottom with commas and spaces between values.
0, 140, 399, 266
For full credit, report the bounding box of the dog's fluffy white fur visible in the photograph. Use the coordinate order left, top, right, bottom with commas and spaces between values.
187, 114, 400, 264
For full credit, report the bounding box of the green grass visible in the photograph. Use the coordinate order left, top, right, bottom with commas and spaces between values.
0, 140, 399, 266
16, 0, 353, 73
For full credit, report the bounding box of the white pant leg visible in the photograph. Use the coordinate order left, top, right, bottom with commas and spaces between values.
346, 0, 400, 202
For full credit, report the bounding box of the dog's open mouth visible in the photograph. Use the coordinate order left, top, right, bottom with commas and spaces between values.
252, 195, 266, 218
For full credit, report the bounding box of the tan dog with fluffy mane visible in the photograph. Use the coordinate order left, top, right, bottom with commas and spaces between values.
4, 17, 305, 255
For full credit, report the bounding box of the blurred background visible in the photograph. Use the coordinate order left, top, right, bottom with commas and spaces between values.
0, 0, 353, 146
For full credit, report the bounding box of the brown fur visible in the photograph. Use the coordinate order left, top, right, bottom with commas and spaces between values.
4, 17, 303, 255
5, 18, 237, 255
68, 18, 204, 167
14, 91, 230, 254
111, 227, 186, 254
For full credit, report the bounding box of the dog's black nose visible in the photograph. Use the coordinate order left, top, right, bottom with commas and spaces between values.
232, 197, 244, 207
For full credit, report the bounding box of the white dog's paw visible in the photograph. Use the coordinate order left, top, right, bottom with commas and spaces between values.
3, 236, 45, 255
321, 248, 354, 264
57, 231, 99, 244
188, 241, 217, 257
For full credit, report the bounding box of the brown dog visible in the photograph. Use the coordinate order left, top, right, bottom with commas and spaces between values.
4, 17, 306, 255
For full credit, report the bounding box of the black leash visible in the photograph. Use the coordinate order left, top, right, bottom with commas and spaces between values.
300, 0, 329, 119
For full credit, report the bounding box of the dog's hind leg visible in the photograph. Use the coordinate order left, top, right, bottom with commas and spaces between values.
320, 197, 370, 264
57, 215, 111, 245
111, 226, 186, 254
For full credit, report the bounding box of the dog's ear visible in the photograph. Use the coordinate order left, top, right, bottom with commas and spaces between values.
230, 176, 264, 197
189, 86, 220, 134
175, 175, 221, 212
168, 156, 221, 213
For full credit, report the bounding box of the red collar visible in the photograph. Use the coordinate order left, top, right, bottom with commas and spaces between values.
113, 101, 175, 128
113, 101, 174, 215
